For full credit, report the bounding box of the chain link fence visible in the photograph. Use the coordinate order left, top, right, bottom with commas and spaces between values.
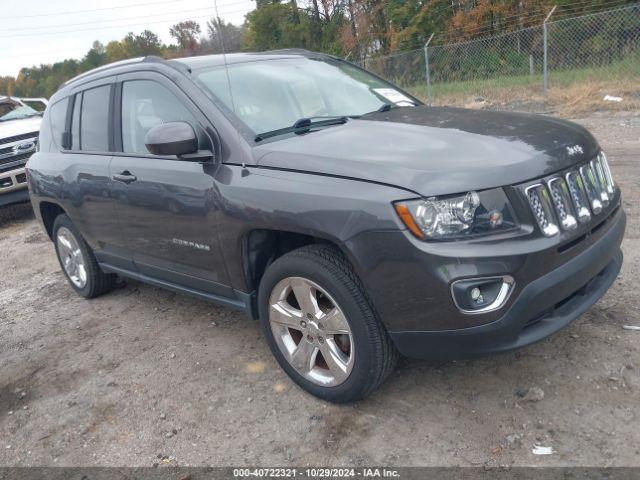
358, 4, 640, 113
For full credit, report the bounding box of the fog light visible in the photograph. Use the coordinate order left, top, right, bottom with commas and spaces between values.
451, 276, 515, 314
470, 287, 483, 302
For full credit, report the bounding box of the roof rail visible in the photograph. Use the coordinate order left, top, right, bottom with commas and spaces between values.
62, 56, 166, 87
258, 48, 314, 55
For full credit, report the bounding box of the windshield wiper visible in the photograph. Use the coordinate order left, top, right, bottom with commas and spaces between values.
369, 102, 416, 114
255, 116, 348, 142
349, 103, 403, 119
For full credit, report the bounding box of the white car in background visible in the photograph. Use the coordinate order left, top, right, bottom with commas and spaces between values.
18, 97, 48, 113
0, 96, 47, 207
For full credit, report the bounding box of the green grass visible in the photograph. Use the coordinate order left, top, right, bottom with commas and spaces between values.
390, 56, 639, 104
548, 56, 640, 85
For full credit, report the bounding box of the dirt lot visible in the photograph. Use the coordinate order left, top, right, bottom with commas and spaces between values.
0, 113, 639, 468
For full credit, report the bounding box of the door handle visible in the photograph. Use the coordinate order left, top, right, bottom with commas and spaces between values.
112, 171, 137, 184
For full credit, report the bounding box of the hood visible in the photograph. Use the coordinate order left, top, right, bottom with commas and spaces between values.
0, 117, 42, 140
253, 106, 599, 196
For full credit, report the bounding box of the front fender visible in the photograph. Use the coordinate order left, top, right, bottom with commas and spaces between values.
214, 164, 411, 293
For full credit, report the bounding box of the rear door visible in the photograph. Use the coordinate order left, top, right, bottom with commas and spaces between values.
62, 79, 133, 270
109, 72, 231, 296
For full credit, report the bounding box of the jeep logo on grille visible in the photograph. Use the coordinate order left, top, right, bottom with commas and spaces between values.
566, 144, 584, 156
14, 141, 36, 152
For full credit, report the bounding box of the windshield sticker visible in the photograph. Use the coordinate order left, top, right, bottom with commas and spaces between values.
372, 88, 414, 106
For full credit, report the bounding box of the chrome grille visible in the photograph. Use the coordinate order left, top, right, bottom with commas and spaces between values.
599, 152, 615, 195
0, 152, 33, 173
0, 133, 38, 172
0, 145, 14, 155
547, 177, 577, 231
0, 131, 38, 145
565, 171, 591, 224
580, 163, 603, 214
526, 184, 559, 237
525, 153, 616, 237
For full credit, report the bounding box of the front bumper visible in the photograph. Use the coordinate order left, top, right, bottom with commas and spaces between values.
390, 248, 622, 360
0, 166, 30, 207
347, 205, 625, 360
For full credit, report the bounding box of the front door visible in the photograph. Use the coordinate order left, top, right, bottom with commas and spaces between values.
109, 75, 230, 296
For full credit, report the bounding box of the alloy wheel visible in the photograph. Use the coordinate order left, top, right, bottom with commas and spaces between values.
56, 227, 88, 289
268, 277, 354, 387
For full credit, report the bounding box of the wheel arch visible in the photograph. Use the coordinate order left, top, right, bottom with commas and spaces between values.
243, 228, 353, 298
39, 201, 67, 240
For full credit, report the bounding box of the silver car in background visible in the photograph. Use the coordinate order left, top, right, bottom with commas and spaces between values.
0, 96, 47, 207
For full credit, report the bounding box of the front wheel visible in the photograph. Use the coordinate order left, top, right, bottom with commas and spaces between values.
258, 245, 398, 403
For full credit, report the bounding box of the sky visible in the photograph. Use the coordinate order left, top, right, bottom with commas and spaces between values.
0, 0, 255, 77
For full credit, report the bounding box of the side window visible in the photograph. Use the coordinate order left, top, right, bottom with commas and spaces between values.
80, 85, 111, 152
121, 80, 197, 154
71, 93, 81, 150
49, 98, 69, 149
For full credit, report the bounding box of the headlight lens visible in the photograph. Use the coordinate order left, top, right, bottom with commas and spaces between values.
394, 188, 518, 240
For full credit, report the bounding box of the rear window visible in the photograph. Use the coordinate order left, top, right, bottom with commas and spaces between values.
79, 85, 110, 151
49, 98, 69, 149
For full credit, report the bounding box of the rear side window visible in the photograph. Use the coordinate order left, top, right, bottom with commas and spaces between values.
49, 98, 69, 149
79, 85, 111, 151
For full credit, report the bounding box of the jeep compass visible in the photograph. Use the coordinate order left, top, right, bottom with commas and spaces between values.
26, 51, 625, 402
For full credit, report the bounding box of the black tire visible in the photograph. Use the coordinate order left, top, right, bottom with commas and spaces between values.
258, 244, 398, 403
52, 214, 116, 299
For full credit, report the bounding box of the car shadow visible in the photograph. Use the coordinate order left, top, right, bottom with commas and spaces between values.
0, 202, 34, 227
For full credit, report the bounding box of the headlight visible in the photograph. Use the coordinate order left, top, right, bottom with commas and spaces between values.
394, 188, 518, 240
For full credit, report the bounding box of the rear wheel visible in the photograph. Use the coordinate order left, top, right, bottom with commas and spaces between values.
258, 244, 398, 403
53, 214, 116, 298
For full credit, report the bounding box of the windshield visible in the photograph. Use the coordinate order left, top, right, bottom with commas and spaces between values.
0, 101, 40, 122
194, 57, 417, 136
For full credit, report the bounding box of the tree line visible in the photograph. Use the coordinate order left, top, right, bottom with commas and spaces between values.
1, 0, 633, 98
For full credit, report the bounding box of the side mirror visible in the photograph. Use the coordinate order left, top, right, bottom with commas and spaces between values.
145, 121, 198, 156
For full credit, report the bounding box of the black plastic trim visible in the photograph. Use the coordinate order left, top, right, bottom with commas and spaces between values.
107, 83, 116, 153
99, 262, 255, 317
113, 82, 123, 152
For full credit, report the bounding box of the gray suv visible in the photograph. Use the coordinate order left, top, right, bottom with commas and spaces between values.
27, 51, 625, 402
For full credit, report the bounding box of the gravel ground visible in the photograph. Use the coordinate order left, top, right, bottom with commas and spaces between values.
0, 113, 638, 467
